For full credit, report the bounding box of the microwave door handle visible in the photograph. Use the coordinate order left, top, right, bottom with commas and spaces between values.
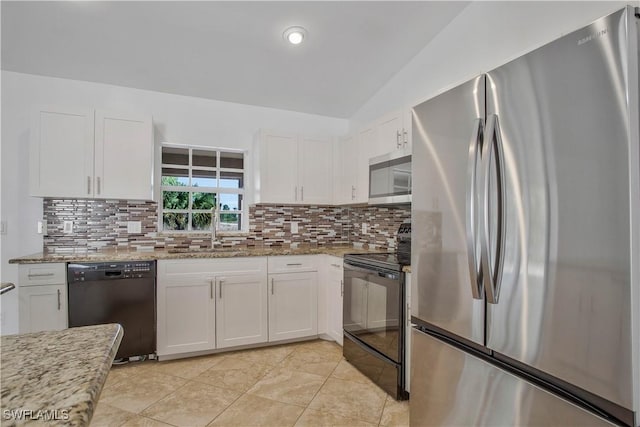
466, 118, 484, 300
480, 114, 507, 304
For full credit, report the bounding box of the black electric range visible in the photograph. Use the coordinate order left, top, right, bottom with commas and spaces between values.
342, 221, 411, 400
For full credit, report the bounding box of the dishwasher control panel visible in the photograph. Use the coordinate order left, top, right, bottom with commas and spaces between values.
68, 261, 156, 282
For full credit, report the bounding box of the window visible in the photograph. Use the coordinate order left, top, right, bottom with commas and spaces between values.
161, 145, 245, 232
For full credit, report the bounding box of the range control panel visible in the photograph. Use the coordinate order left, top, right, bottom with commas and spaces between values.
68, 261, 156, 282
397, 221, 411, 265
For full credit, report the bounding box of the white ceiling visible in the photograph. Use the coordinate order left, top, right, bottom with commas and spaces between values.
1, 1, 468, 118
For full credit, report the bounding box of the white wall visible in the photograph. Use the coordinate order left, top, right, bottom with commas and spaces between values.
0, 71, 348, 334
349, 1, 633, 128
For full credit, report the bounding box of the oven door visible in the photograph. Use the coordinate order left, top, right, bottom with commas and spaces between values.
343, 261, 403, 363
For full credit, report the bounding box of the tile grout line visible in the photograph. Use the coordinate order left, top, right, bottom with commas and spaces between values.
206, 350, 293, 426
377, 395, 390, 427
289, 351, 341, 427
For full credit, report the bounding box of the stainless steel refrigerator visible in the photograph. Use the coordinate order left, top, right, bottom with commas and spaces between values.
411, 6, 639, 426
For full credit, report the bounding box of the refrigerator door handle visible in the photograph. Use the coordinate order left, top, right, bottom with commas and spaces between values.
480, 114, 507, 304
465, 118, 484, 299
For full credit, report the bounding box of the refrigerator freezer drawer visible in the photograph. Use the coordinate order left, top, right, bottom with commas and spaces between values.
410, 328, 615, 427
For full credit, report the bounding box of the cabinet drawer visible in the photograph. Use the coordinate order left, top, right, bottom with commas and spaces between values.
159, 257, 267, 277
19, 263, 66, 286
268, 255, 318, 273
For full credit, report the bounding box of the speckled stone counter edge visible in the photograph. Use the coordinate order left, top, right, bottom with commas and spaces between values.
0, 324, 123, 427
8, 246, 392, 264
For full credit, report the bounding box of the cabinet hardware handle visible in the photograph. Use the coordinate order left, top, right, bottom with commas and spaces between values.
341, 280, 344, 297
286, 263, 302, 266
351, 186, 356, 200
28, 273, 54, 278
57, 289, 61, 310
301, 186, 304, 201
87, 176, 91, 195
396, 130, 402, 148
403, 129, 408, 146
0, 283, 15, 295
271, 278, 274, 295
295, 186, 298, 201
219, 279, 224, 299
97, 177, 101, 195
330, 263, 341, 268
210, 280, 214, 300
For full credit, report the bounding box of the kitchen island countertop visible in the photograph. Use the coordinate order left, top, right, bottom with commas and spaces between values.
0, 324, 123, 426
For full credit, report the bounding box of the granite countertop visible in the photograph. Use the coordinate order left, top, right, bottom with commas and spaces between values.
0, 324, 123, 426
8, 245, 388, 264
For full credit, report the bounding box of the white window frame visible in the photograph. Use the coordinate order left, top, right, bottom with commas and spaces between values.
160, 143, 247, 233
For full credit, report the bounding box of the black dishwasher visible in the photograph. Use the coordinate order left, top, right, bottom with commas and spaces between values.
68, 261, 156, 359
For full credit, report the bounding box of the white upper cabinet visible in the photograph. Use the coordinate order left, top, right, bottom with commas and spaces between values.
332, 137, 347, 205
255, 130, 333, 205
94, 110, 153, 200
374, 108, 412, 156
257, 131, 299, 203
332, 131, 368, 205
30, 105, 153, 200
354, 126, 373, 204
30, 106, 95, 198
298, 135, 333, 204
376, 110, 403, 156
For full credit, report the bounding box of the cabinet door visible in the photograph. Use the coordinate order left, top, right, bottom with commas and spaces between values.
355, 127, 373, 203
94, 110, 153, 200
216, 273, 268, 349
332, 138, 345, 205
259, 131, 299, 203
327, 260, 344, 345
268, 272, 318, 342
343, 134, 360, 203
401, 107, 412, 151
157, 275, 216, 356
376, 110, 403, 155
19, 284, 67, 333
30, 106, 94, 198
298, 136, 332, 204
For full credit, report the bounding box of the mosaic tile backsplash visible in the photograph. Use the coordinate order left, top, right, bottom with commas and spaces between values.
42, 199, 411, 253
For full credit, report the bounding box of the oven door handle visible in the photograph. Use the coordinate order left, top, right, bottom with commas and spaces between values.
344, 262, 399, 279
377, 271, 399, 280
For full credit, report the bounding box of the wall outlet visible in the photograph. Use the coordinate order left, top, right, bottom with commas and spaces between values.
37, 220, 47, 235
63, 221, 73, 234
127, 221, 142, 234
291, 221, 299, 234
362, 222, 368, 234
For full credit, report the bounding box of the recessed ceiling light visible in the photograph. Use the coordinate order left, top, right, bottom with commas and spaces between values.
283, 26, 307, 45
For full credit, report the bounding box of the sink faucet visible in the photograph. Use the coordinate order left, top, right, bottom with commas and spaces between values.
211, 205, 219, 246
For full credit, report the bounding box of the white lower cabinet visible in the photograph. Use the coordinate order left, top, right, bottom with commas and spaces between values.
326, 256, 344, 345
157, 274, 216, 356
156, 258, 268, 358
216, 273, 268, 349
18, 263, 67, 333
19, 284, 67, 333
157, 255, 326, 358
268, 271, 318, 342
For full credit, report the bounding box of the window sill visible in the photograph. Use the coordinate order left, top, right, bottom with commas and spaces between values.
157, 231, 250, 238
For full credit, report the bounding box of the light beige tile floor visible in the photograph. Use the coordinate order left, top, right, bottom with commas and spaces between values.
92, 339, 409, 427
